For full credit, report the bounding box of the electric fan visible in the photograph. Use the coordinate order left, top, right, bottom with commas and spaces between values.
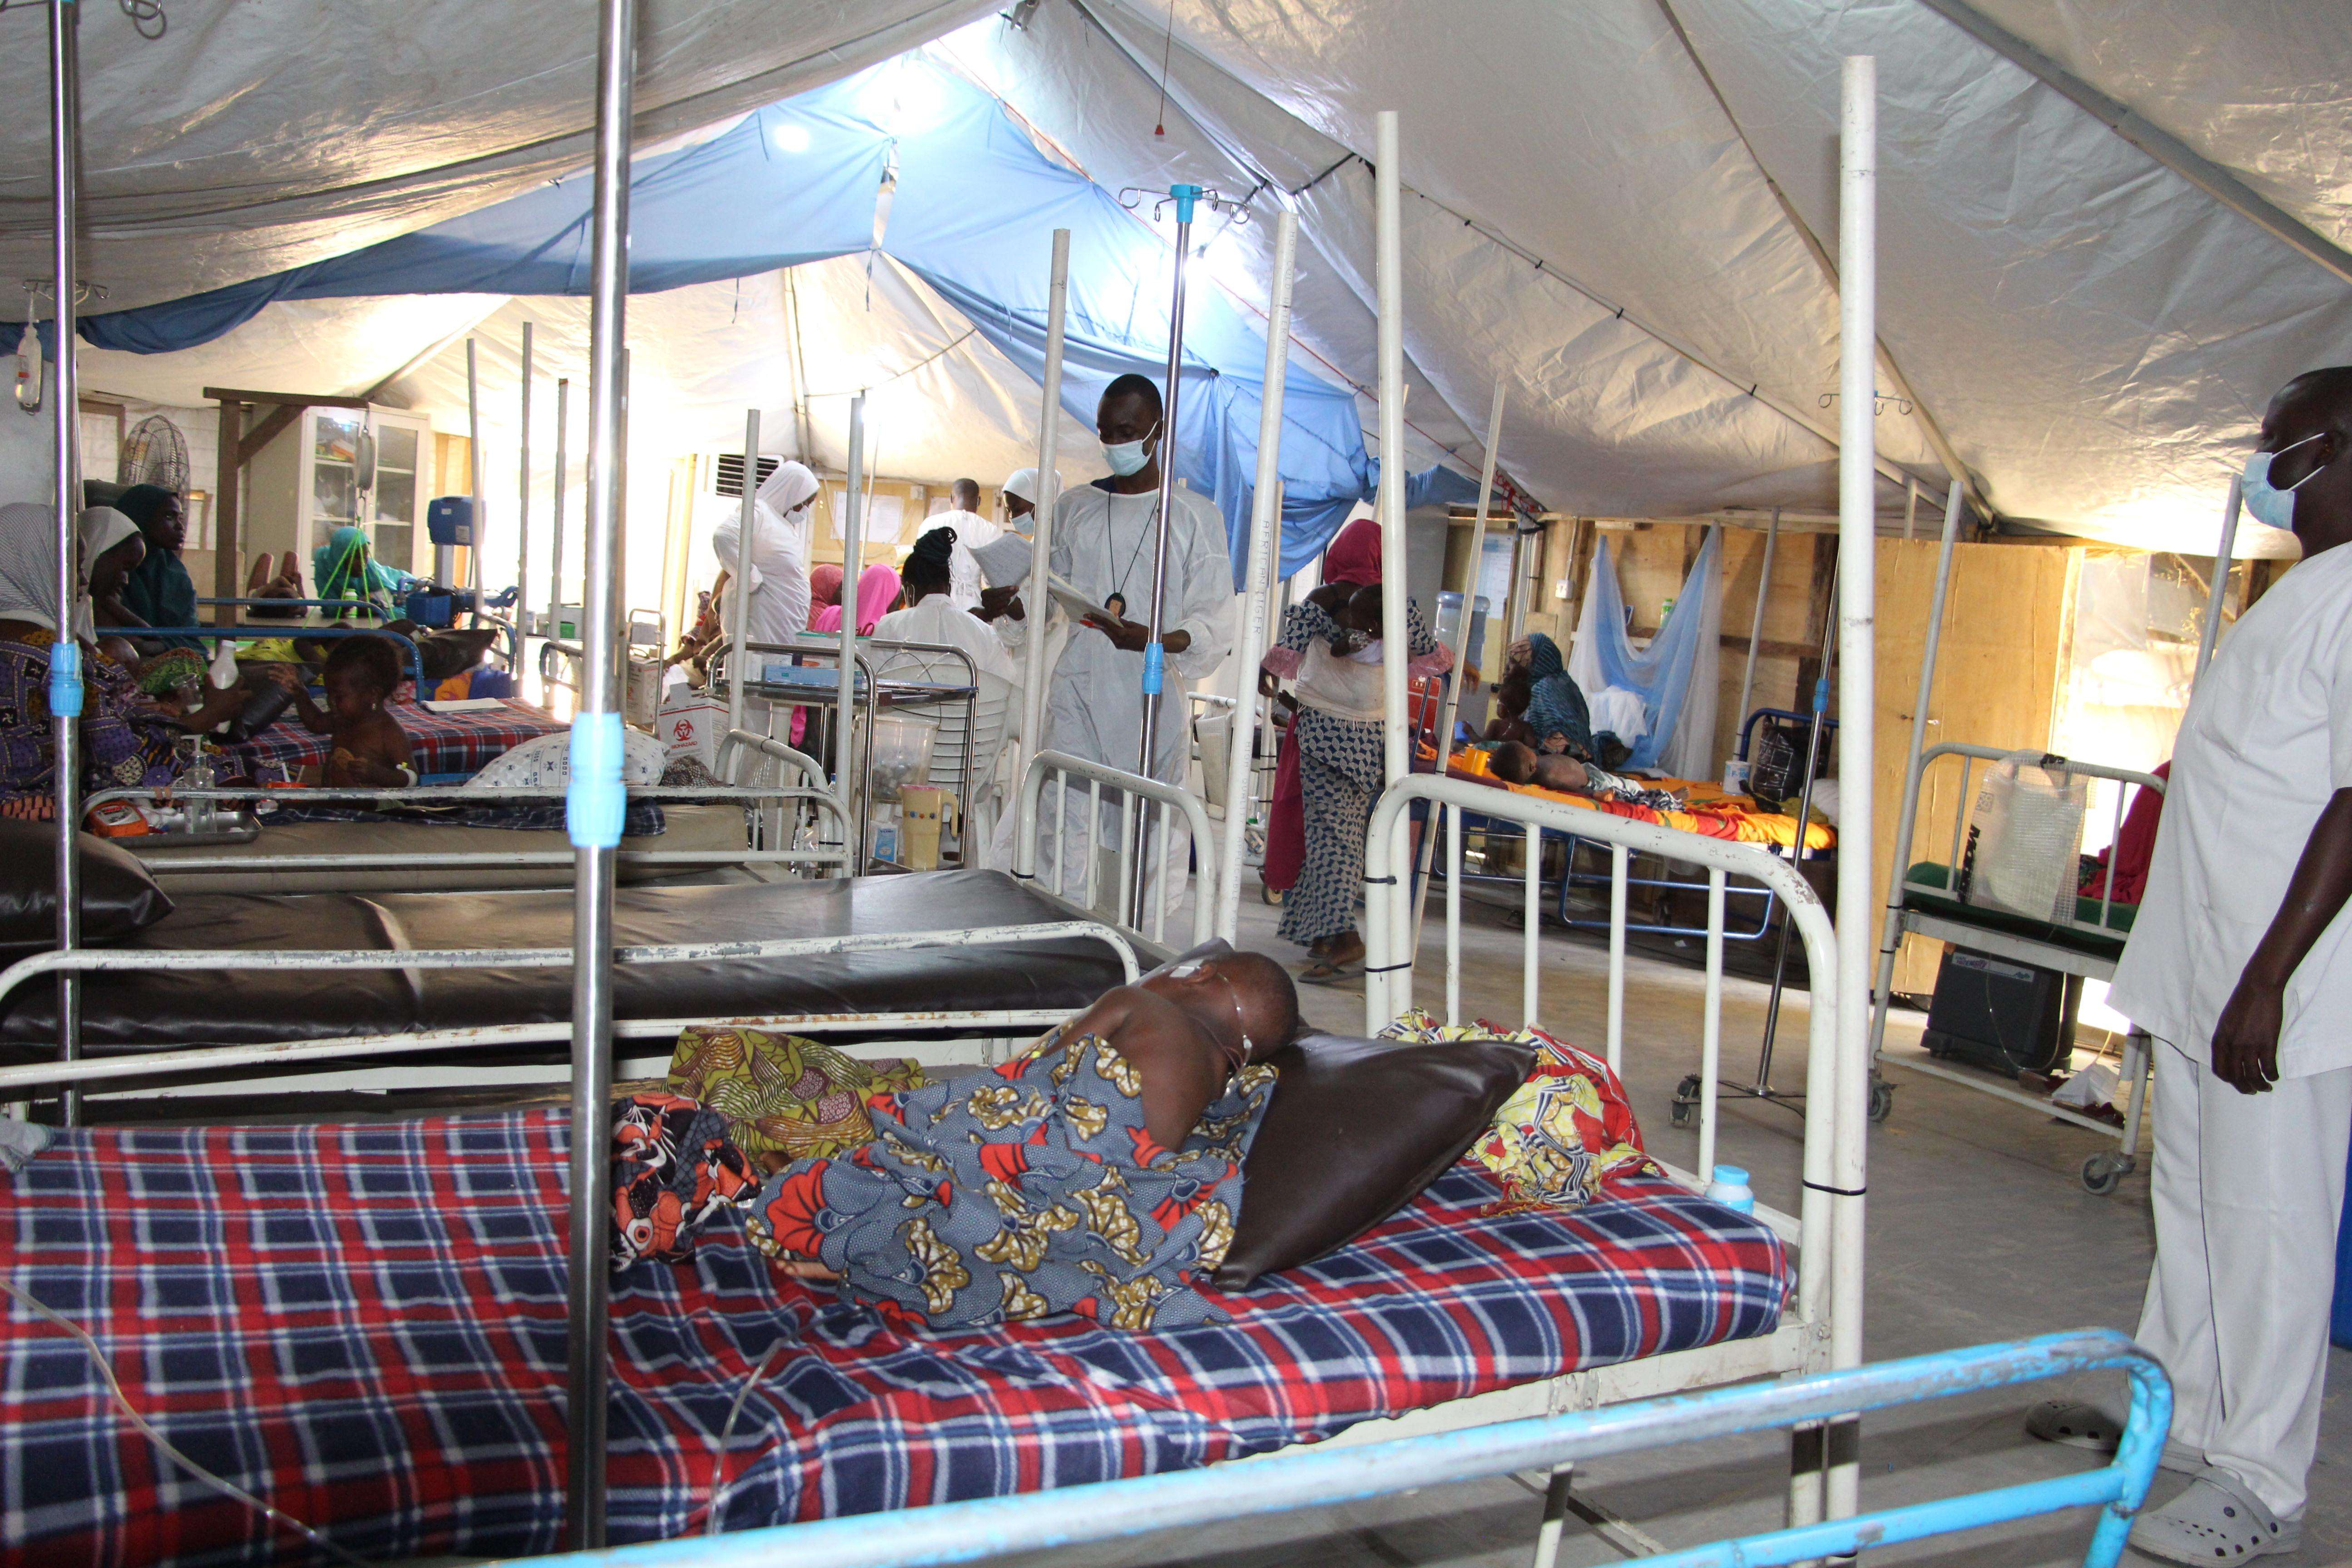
119, 413, 191, 493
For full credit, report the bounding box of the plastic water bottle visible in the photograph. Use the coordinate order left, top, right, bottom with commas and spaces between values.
1705, 1164, 1755, 1214
207, 638, 239, 690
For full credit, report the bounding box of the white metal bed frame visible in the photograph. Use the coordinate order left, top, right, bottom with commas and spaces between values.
1869, 739, 2164, 1195
1355, 773, 1866, 1537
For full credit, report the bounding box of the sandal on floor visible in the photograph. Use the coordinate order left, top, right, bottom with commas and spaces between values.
1297, 960, 1361, 986
2025, 1400, 2207, 1475
2128, 1474, 2299, 1565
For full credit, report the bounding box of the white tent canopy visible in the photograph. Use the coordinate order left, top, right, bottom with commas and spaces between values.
21, 0, 2347, 566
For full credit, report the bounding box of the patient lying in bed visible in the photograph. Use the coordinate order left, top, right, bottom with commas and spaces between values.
613, 952, 1302, 1332
1487, 740, 1682, 811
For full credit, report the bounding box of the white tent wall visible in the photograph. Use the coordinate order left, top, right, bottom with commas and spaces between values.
0, 0, 999, 309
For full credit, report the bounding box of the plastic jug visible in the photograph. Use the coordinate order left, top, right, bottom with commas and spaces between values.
1704, 1164, 1755, 1214
900, 785, 958, 871
867, 713, 937, 804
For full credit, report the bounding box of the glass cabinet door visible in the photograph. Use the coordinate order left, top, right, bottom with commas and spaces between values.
310, 411, 362, 553
371, 422, 421, 573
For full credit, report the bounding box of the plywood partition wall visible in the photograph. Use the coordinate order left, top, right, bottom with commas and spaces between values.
1873, 537, 2079, 994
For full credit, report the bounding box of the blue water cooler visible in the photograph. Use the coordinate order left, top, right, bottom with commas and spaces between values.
426, 496, 473, 586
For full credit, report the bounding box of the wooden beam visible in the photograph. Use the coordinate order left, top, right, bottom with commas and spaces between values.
200, 386, 370, 410
236, 402, 306, 466
212, 400, 244, 621
1720, 631, 1814, 662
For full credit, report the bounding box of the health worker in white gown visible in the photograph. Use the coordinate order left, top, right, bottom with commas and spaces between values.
931, 477, 1008, 613
996, 375, 1235, 914
710, 459, 816, 650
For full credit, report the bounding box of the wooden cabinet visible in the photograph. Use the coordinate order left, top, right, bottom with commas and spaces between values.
244, 406, 433, 579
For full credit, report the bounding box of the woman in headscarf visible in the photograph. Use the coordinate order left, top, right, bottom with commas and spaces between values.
807, 562, 845, 617
0, 504, 268, 818
314, 524, 417, 619
114, 484, 203, 652
1256, 515, 1451, 981
1521, 632, 1597, 761
711, 459, 818, 652
809, 562, 902, 636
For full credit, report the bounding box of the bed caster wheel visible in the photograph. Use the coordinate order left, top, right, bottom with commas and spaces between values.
1867, 1079, 1896, 1124
2080, 1153, 2130, 1196
1669, 1073, 1701, 1129
1260, 883, 1283, 905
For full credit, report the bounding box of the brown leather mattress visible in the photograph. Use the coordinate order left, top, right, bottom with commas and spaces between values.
0, 871, 1133, 1059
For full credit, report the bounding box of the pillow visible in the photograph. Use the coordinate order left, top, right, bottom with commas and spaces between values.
1458, 1019, 1661, 1209
1215, 1020, 1537, 1289
0, 821, 175, 956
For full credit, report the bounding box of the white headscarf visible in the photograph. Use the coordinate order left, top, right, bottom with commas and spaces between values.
711, 458, 818, 646
0, 501, 69, 632
79, 506, 139, 565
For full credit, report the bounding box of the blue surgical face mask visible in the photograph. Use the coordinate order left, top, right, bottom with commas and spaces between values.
2242, 431, 2327, 529
1101, 421, 1159, 478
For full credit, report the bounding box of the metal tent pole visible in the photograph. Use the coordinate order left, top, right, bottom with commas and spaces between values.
1130, 188, 1201, 931
726, 411, 759, 737
1014, 229, 1070, 842
1406, 382, 1507, 960
516, 322, 534, 686
837, 394, 866, 866
46, 0, 82, 1128
1735, 508, 1781, 735
1366, 109, 1409, 1028
564, 0, 635, 1544
549, 377, 569, 687
1866, 481, 1964, 1082
2193, 476, 2242, 682
466, 338, 485, 594
1215, 212, 1298, 942
1826, 51, 1878, 1521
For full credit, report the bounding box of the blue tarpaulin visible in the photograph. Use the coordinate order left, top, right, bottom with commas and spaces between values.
28, 58, 1467, 580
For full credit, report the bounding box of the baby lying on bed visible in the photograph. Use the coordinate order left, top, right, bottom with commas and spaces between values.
612, 951, 1301, 1331
1486, 740, 1684, 812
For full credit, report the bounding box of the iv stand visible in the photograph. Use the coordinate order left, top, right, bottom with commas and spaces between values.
1672, 551, 1839, 1127
1125, 183, 1243, 930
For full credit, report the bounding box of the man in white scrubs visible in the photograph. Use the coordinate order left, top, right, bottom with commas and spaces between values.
995, 374, 1235, 910
2089, 368, 2352, 1561
933, 477, 1005, 613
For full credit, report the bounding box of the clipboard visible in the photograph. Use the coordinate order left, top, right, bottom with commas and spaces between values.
1046, 574, 1121, 626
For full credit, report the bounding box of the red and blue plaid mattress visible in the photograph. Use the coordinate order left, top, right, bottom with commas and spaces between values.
0, 1111, 1787, 1566
221, 696, 564, 781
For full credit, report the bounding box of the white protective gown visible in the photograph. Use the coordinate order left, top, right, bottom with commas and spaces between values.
931, 508, 1006, 612
995, 480, 1235, 917
711, 463, 816, 656
871, 593, 1019, 685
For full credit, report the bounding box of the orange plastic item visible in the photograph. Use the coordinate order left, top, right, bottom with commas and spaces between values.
85, 800, 149, 838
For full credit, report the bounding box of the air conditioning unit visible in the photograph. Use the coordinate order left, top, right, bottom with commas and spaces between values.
709, 451, 782, 499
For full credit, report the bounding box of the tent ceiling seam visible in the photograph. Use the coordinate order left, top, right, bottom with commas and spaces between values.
1075, 0, 1915, 499
1651, 0, 1989, 521
1911, 0, 2352, 291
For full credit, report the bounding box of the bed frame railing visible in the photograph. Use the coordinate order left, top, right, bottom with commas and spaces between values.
87, 726, 849, 883
0, 920, 1142, 1098
500, 1330, 2167, 1568
1013, 749, 1216, 950
1362, 771, 1866, 1523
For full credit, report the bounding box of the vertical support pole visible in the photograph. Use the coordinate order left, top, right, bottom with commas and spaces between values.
564, 0, 635, 1544
47, 0, 82, 1128
1867, 481, 1963, 1071
549, 377, 570, 673
1735, 508, 1780, 734
2193, 476, 2241, 682
1014, 230, 1070, 879
1215, 213, 1298, 942
838, 394, 867, 863
1132, 189, 1201, 930
1828, 51, 1878, 1523
1606, 843, 1628, 1071
1408, 382, 1507, 955
212, 398, 244, 625
1369, 109, 1410, 1022
727, 411, 760, 737
466, 338, 485, 594
1698, 867, 1726, 1185
517, 322, 534, 690
1903, 475, 1918, 540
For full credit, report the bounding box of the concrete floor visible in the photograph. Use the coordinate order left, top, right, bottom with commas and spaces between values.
1014, 872, 2350, 1568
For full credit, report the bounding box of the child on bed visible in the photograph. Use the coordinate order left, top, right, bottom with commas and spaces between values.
612, 951, 1303, 1331
282, 635, 415, 787
1488, 739, 1683, 812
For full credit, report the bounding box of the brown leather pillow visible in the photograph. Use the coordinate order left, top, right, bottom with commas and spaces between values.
1217, 1028, 1537, 1289
0, 821, 176, 957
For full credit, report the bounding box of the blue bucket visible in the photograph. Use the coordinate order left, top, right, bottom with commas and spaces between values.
2335, 1132, 2352, 1349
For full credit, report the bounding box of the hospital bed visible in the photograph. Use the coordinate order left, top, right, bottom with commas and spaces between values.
113, 729, 841, 894
1868, 740, 2164, 1195
0, 762, 1861, 1562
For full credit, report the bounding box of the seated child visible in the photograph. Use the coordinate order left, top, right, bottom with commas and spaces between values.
284, 635, 415, 787
1488, 739, 1683, 812
1484, 639, 1538, 747
613, 951, 1303, 1331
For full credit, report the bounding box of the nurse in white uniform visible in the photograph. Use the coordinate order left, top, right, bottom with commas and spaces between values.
2088, 368, 2352, 1563
931, 477, 1006, 612
710, 459, 817, 650
996, 375, 1235, 911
